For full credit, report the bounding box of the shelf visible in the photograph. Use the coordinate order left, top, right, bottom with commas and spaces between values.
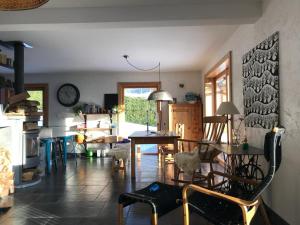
0, 64, 14, 74
82, 111, 117, 151
85, 138, 104, 144
0, 63, 13, 70
5, 112, 43, 117
86, 136, 123, 144
77, 127, 112, 131
83, 113, 117, 116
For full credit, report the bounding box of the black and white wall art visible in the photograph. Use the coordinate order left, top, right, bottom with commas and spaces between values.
242, 32, 279, 129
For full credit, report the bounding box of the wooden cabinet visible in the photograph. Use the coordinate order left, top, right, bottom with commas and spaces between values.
168, 102, 203, 150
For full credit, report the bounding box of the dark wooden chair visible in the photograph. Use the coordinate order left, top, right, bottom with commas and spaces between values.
182, 127, 285, 225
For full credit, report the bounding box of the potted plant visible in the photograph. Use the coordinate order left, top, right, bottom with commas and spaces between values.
72, 104, 84, 116
185, 92, 200, 104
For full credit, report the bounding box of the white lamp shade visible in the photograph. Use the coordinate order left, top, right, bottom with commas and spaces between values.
147, 90, 173, 101
216, 102, 240, 115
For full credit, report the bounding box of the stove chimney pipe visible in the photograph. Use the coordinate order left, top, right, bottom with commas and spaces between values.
14, 42, 24, 94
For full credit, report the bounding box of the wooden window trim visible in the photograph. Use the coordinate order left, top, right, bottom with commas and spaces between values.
118, 82, 161, 107
118, 82, 161, 129
204, 52, 232, 107
24, 83, 49, 127
204, 51, 232, 143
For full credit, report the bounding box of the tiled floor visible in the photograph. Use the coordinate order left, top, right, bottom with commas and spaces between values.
0, 155, 276, 225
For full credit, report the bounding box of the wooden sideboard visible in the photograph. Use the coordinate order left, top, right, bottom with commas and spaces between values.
168, 102, 203, 150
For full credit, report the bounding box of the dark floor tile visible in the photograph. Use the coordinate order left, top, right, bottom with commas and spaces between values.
79, 217, 117, 225
27, 203, 102, 218
0, 156, 282, 225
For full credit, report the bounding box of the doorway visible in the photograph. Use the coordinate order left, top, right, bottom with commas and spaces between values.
118, 82, 160, 154
25, 83, 49, 127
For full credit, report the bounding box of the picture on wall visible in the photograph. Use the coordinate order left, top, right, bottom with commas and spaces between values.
242, 32, 279, 129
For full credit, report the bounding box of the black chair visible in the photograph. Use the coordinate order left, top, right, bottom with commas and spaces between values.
118, 127, 284, 225
182, 127, 285, 225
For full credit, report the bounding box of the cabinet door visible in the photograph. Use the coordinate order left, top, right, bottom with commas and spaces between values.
169, 103, 202, 151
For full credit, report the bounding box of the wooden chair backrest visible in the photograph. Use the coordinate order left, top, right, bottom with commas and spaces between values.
202, 116, 227, 144
175, 123, 185, 139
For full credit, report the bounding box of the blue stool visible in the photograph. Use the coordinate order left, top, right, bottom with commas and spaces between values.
40, 138, 57, 174
57, 135, 77, 167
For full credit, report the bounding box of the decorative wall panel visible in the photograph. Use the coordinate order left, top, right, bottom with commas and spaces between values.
243, 32, 279, 129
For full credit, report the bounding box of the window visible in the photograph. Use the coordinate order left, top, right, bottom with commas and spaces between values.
204, 52, 232, 142
25, 83, 49, 127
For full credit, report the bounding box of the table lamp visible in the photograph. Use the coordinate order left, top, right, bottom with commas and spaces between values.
216, 101, 240, 145
216, 101, 240, 116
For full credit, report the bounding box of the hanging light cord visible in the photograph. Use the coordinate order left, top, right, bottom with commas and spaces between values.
123, 55, 161, 81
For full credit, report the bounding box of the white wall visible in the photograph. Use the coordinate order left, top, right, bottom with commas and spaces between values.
201, 0, 300, 224
25, 71, 201, 130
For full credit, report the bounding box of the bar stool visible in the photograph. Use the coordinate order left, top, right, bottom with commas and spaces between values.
57, 135, 77, 166
40, 138, 57, 174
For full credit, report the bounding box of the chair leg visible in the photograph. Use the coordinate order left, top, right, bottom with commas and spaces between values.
58, 140, 64, 166
173, 167, 181, 185
45, 142, 51, 174
183, 187, 190, 225
111, 156, 116, 174
191, 171, 196, 183
151, 213, 158, 225
118, 204, 124, 225
209, 161, 214, 173
71, 138, 77, 167
52, 142, 58, 170
259, 200, 271, 225
123, 159, 126, 175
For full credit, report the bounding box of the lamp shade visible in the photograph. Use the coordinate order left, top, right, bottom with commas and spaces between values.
216, 102, 240, 115
0, 0, 48, 11
147, 90, 173, 101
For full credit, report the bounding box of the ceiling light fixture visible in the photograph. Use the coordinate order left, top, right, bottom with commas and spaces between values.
0, 0, 48, 11
123, 55, 173, 102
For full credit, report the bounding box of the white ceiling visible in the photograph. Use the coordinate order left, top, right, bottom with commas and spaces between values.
0, 25, 237, 73
0, 0, 262, 74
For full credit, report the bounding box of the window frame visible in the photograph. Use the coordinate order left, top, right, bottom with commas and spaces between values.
118, 82, 161, 130
204, 52, 232, 142
25, 83, 49, 127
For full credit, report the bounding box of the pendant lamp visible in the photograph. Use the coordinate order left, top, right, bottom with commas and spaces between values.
123, 55, 173, 102
0, 0, 48, 11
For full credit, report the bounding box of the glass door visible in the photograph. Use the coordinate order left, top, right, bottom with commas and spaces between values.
118, 82, 160, 154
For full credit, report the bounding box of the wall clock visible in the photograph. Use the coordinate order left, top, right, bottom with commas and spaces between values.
57, 83, 80, 107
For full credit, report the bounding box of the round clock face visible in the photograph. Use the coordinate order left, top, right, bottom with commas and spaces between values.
57, 83, 80, 107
